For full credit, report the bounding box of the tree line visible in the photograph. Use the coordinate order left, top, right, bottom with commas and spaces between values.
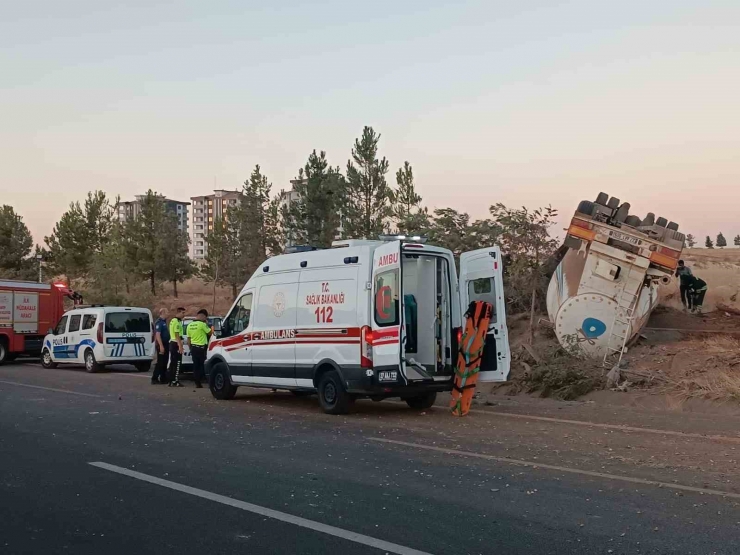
685, 233, 740, 249
0, 126, 558, 314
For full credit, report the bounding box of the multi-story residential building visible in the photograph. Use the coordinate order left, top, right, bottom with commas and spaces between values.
190, 189, 241, 261
117, 196, 190, 234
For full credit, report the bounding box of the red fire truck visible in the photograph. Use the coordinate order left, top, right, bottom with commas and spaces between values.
0, 280, 82, 364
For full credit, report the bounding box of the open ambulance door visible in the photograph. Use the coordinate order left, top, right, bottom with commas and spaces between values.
371, 240, 407, 385
459, 247, 511, 382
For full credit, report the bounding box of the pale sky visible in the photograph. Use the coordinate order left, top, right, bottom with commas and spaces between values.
2, 1, 738, 245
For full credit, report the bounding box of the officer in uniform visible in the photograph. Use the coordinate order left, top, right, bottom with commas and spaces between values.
187, 309, 212, 389
168, 307, 186, 387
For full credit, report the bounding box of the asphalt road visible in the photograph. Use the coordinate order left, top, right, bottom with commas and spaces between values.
1, 361, 739, 554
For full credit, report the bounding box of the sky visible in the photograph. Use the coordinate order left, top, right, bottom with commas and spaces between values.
1, 0, 739, 246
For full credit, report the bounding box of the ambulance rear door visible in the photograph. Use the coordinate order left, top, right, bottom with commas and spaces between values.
459, 246, 510, 382
371, 241, 406, 385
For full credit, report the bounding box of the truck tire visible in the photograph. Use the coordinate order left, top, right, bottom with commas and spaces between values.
318, 370, 353, 415
595, 192, 609, 205
577, 201, 595, 216
607, 196, 620, 209
41, 348, 57, 369
642, 213, 655, 226
405, 392, 437, 410
84, 349, 102, 373
656, 217, 668, 227
667, 221, 679, 231
0, 340, 7, 366
614, 202, 630, 223
209, 362, 237, 400
624, 215, 641, 227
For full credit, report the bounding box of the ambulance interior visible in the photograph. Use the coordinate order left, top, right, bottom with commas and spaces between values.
401, 253, 454, 380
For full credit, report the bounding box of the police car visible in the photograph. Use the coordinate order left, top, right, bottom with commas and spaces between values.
206, 237, 510, 414
41, 306, 154, 372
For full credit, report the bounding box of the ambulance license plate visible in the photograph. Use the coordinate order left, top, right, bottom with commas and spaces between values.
610, 230, 640, 245
378, 371, 397, 382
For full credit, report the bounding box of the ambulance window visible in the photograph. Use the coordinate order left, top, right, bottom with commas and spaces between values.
225, 293, 253, 335
467, 278, 498, 323
55, 315, 68, 335
68, 314, 81, 332
82, 314, 97, 330
374, 270, 399, 326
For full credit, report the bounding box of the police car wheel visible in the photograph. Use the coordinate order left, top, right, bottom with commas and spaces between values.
84, 350, 101, 373
405, 392, 437, 410
135, 362, 151, 372
209, 362, 237, 400
41, 349, 57, 369
318, 370, 352, 415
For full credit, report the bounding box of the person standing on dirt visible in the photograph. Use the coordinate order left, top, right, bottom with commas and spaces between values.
152, 308, 170, 385
187, 309, 212, 389
168, 307, 186, 387
688, 275, 708, 314
675, 260, 693, 310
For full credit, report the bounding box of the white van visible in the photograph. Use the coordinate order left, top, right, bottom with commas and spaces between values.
41, 306, 154, 373
206, 238, 510, 414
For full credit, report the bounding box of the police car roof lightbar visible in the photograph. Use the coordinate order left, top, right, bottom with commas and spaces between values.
378, 234, 428, 244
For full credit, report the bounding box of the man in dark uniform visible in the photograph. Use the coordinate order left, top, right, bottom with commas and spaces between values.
675, 260, 693, 310
152, 308, 170, 384
687, 275, 708, 314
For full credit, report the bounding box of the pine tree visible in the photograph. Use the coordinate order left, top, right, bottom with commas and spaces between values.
283, 152, 345, 248
734, 235, 740, 247
393, 161, 429, 234
0, 205, 34, 280
344, 126, 393, 239
717, 232, 727, 248
686, 234, 696, 248
705, 235, 714, 249
157, 211, 194, 298
45, 191, 113, 284
126, 191, 167, 295
89, 220, 129, 304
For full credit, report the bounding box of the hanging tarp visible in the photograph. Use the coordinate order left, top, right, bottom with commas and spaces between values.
450, 301, 493, 417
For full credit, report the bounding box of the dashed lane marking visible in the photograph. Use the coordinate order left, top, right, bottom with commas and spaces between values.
89, 461, 432, 555
0, 380, 100, 398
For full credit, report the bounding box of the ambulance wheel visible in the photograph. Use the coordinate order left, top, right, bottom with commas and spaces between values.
41, 348, 57, 369
405, 392, 437, 410
135, 362, 151, 372
84, 349, 101, 373
318, 370, 352, 415
209, 362, 237, 400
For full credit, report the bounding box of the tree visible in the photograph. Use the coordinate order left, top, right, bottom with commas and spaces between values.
88, 220, 129, 304
344, 126, 393, 239
716, 232, 727, 248
686, 234, 696, 248
705, 236, 714, 249
157, 211, 194, 298
0, 205, 34, 279
125, 191, 167, 295
734, 235, 740, 247
393, 161, 429, 234
202, 217, 244, 301
283, 152, 345, 248
425, 208, 499, 262
45, 191, 113, 283
489, 204, 559, 342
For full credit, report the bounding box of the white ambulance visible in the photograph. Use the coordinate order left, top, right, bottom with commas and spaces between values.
41, 306, 154, 373
206, 238, 511, 414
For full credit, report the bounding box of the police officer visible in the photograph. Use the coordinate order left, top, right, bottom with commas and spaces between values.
187, 309, 212, 389
168, 307, 186, 387
675, 260, 693, 310
152, 308, 170, 384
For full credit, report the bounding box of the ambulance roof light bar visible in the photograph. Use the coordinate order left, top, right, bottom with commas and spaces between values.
378, 234, 428, 244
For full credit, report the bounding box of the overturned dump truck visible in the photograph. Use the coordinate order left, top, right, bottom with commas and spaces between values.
546, 193, 684, 364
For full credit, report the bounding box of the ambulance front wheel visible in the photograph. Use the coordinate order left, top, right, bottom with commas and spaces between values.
405, 392, 437, 410
41, 348, 57, 369
318, 370, 353, 415
209, 362, 238, 400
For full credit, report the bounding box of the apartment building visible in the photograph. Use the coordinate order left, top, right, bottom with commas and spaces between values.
117, 196, 190, 233
190, 189, 241, 261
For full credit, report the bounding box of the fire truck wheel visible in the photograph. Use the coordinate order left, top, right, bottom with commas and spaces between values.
318, 370, 353, 415
41, 348, 57, 369
0, 340, 7, 365
84, 349, 102, 373
405, 392, 437, 410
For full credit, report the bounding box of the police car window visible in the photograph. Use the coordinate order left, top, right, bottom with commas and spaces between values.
105, 312, 151, 333
55, 316, 68, 335
467, 278, 498, 323
68, 314, 81, 332
374, 270, 399, 327
226, 293, 253, 335
82, 314, 97, 330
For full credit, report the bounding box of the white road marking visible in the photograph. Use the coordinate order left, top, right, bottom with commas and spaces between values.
0, 380, 100, 398
89, 461, 432, 555
370, 437, 740, 500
